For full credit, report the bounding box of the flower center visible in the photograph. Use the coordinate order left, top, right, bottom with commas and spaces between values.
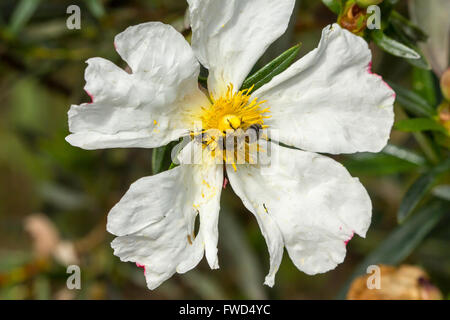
200, 84, 270, 134
191, 84, 270, 170
218, 114, 241, 132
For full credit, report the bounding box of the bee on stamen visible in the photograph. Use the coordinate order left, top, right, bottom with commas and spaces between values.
247, 123, 262, 141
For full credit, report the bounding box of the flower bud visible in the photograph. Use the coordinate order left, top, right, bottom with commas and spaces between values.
338, 1, 368, 35
440, 68, 450, 101
347, 265, 443, 300
356, 0, 384, 8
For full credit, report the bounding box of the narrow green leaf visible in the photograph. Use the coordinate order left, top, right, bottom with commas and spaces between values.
404, 46, 431, 70
388, 13, 431, 70
381, 144, 427, 166
9, 0, 41, 35
398, 158, 450, 222
241, 43, 301, 91
370, 30, 421, 60
151, 146, 166, 175
83, 0, 105, 19
388, 82, 436, 117
412, 131, 441, 165
336, 200, 447, 299
345, 154, 419, 175
412, 68, 437, 106
151, 140, 179, 174
389, 10, 428, 43
321, 0, 342, 15
394, 118, 446, 133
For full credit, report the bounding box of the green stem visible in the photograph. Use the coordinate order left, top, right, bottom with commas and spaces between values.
396, 106, 440, 164
412, 131, 440, 164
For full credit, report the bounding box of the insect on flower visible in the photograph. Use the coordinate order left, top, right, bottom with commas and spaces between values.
66, 0, 395, 289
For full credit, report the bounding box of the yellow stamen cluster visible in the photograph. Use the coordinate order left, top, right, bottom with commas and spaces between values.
192, 84, 270, 170
200, 84, 270, 133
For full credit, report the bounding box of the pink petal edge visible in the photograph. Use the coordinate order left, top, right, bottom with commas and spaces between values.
84, 89, 94, 104
367, 62, 396, 99
136, 263, 146, 273
344, 231, 355, 246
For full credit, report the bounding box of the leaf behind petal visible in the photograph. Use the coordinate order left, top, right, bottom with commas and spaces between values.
394, 118, 446, 134
398, 158, 450, 222
241, 43, 301, 92
8, 0, 41, 35
388, 82, 436, 117
370, 30, 421, 60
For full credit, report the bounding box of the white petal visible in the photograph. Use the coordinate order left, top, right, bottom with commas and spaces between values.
107, 144, 223, 289
67, 22, 208, 150
225, 172, 284, 287
188, 0, 295, 96
227, 142, 371, 280
254, 24, 395, 154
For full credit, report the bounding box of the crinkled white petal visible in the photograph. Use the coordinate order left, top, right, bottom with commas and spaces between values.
227, 142, 371, 283
67, 22, 208, 150
107, 143, 223, 289
188, 0, 295, 96
226, 170, 284, 287
254, 24, 395, 154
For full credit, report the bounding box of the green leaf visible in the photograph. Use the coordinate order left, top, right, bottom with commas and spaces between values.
389, 10, 428, 43
381, 144, 427, 166
336, 200, 447, 299
388, 82, 436, 117
321, 0, 342, 15
83, 0, 105, 19
370, 30, 421, 60
398, 158, 450, 222
9, 0, 41, 35
241, 43, 301, 92
412, 68, 437, 106
151, 146, 166, 175
168, 162, 179, 170
152, 140, 184, 174
345, 154, 419, 175
404, 45, 431, 70
151, 141, 180, 174
388, 13, 431, 70
394, 118, 446, 133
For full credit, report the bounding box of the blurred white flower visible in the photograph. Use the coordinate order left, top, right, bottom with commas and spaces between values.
409, 0, 450, 77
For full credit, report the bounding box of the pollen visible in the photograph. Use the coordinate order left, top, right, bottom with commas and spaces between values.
191, 84, 270, 169
219, 114, 241, 132
199, 84, 269, 134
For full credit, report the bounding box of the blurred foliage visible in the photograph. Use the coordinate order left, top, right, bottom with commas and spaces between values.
0, 0, 449, 300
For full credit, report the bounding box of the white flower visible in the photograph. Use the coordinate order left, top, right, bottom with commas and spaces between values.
66, 0, 395, 290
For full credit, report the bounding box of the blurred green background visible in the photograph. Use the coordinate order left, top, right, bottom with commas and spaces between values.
0, 0, 449, 300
